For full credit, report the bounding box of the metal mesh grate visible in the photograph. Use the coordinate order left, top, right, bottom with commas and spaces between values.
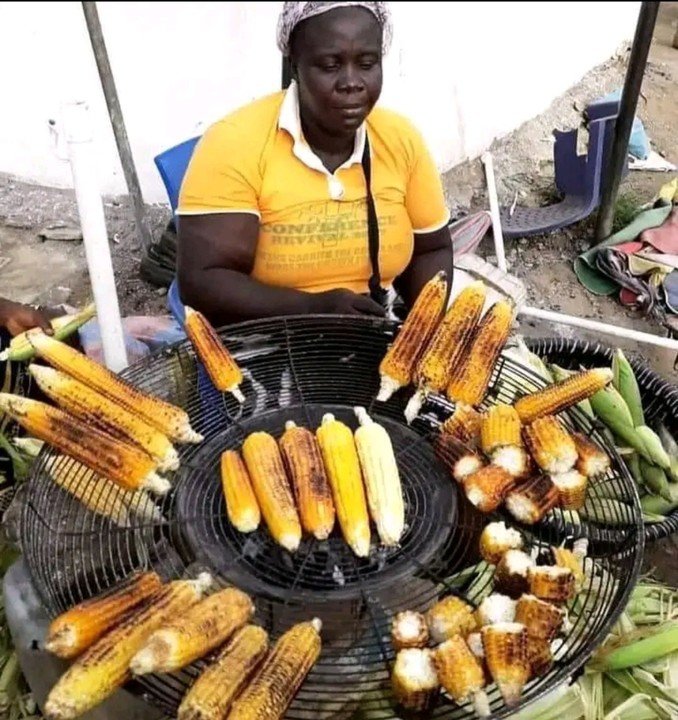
20, 315, 644, 719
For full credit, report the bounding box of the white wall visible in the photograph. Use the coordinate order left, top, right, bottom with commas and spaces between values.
0, 1, 640, 206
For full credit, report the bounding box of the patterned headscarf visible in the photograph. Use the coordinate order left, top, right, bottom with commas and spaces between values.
276, 2, 393, 57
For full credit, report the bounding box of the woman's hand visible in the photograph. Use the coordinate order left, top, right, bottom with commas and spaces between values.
312, 289, 386, 316
0, 298, 53, 337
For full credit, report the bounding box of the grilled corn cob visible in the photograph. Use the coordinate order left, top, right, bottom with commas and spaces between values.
316, 413, 371, 557
44, 573, 213, 720
353, 406, 405, 547
514, 594, 565, 641
491, 445, 530, 480
527, 566, 576, 605
426, 595, 477, 643
441, 403, 482, 446
572, 432, 611, 477
434, 433, 484, 484
242, 432, 302, 552
0, 394, 170, 496
466, 632, 485, 660
280, 421, 335, 540
404, 280, 487, 423
504, 475, 560, 525
391, 648, 440, 712
525, 634, 553, 678
481, 622, 530, 707
177, 625, 269, 720
220, 450, 261, 533
391, 611, 429, 651
377, 271, 448, 402
480, 404, 522, 454
26, 330, 202, 444
551, 546, 586, 591
523, 415, 578, 474
446, 299, 515, 406
462, 465, 515, 513
494, 550, 535, 599
434, 636, 490, 717
131, 587, 254, 675
29, 364, 180, 473
514, 367, 614, 424
551, 468, 588, 511
228, 618, 322, 720
45, 571, 162, 660
478, 521, 524, 565
184, 306, 244, 402
476, 593, 517, 627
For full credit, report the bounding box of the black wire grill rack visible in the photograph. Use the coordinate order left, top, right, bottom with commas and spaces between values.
20, 315, 644, 719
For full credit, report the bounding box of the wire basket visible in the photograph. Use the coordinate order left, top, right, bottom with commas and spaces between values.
20, 315, 644, 719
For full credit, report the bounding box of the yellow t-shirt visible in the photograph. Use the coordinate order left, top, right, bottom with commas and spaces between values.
177, 86, 450, 295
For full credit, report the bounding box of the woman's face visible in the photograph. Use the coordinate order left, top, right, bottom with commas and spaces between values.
291, 7, 383, 139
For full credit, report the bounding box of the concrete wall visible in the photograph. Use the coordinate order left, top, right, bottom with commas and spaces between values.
0, 1, 640, 205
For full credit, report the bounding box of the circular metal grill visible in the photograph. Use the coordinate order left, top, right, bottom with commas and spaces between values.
20, 315, 644, 719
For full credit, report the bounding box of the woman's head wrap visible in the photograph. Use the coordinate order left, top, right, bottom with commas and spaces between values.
277, 2, 393, 57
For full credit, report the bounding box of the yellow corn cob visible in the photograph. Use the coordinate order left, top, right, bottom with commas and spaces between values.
130, 587, 254, 675
0, 394, 170, 496
527, 566, 576, 605
514, 368, 614, 424
494, 550, 535, 599
525, 634, 553, 678
462, 465, 515, 513
478, 521, 524, 565
184, 306, 244, 402
572, 432, 611, 477
220, 450, 261, 534
434, 635, 490, 717
377, 271, 448, 402
45, 571, 163, 660
434, 433, 484, 484
481, 622, 530, 707
391, 611, 429, 651
491, 445, 530, 480
228, 618, 322, 720
515, 594, 565, 641
391, 648, 440, 712
404, 280, 487, 423
316, 413, 371, 557
241, 432, 302, 552
504, 475, 560, 525
177, 625, 269, 720
441, 403, 482, 446
44, 573, 213, 720
26, 330, 202, 444
551, 546, 586, 591
353, 406, 405, 547
551, 469, 588, 510
523, 415, 578, 474
480, 404, 522, 454
29, 364, 180, 473
446, 299, 515, 406
279, 421, 335, 541
426, 596, 477, 643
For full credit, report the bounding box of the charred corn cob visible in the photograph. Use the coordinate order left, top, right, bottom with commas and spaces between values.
491, 445, 530, 480
480, 404, 522, 454
515, 594, 565, 641
551, 468, 588, 511
479, 521, 524, 565
481, 622, 530, 707
184, 306, 244, 402
26, 330, 202, 444
404, 281, 487, 423
391, 611, 429, 651
434, 636, 490, 717
391, 648, 440, 712
280, 421, 335, 540
228, 618, 322, 720
29, 364, 180, 473
514, 368, 614, 424
476, 593, 517, 627
462, 465, 515, 513
504, 475, 560, 525
316, 414, 371, 557
434, 433, 484, 484
551, 546, 586, 591
524, 415, 578, 474
241, 432, 302, 552
466, 632, 485, 660
525, 634, 553, 678
572, 432, 611, 477
353, 406, 405, 547
494, 550, 535, 599
426, 595, 477, 643
221, 450, 261, 533
44, 573, 213, 720
131, 587, 254, 675
446, 299, 515, 406
441, 403, 482, 446
0, 394, 170, 496
377, 271, 448, 403
45, 571, 162, 660
177, 625, 269, 720
527, 566, 576, 605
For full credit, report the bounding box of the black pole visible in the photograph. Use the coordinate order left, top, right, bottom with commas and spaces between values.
594, 1, 659, 241
81, 1, 153, 253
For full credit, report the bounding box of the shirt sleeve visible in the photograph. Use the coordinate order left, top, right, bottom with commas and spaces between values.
177, 119, 261, 217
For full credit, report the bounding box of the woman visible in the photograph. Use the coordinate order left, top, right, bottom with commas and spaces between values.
176, 1, 453, 327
